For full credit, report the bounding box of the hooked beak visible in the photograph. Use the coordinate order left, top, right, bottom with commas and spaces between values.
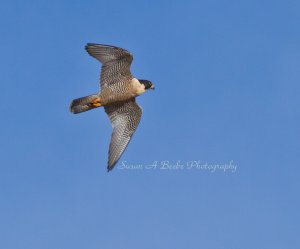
150, 84, 155, 90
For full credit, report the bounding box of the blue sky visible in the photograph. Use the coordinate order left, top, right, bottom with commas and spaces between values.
1, 0, 299, 248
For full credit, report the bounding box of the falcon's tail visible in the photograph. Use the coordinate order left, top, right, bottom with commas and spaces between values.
70, 94, 102, 114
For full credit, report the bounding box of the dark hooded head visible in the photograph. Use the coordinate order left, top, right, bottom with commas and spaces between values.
139, 79, 155, 90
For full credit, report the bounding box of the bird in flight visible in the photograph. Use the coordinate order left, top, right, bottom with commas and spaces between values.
70, 43, 155, 171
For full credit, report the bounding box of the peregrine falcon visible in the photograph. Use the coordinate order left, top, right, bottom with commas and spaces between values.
70, 43, 154, 171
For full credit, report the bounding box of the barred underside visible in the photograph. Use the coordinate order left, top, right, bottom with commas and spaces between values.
85, 43, 133, 89
104, 99, 142, 171
81, 44, 145, 171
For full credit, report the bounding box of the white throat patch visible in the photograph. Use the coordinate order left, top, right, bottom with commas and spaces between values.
131, 78, 146, 95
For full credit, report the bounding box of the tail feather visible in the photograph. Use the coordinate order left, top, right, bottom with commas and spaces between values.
70, 94, 101, 114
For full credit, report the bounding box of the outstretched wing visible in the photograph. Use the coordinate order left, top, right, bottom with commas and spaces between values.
104, 99, 142, 171
85, 43, 133, 88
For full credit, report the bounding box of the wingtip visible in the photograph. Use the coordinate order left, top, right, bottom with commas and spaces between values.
107, 161, 113, 172
85, 43, 92, 51
85, 43, 124, 50
84, 43, 113, 54
85, 43, 96, 52
69, 100, 76, 114
107, 161, 118, 172
85, 43, 96, 48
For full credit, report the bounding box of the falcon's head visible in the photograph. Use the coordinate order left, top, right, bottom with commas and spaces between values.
139, 79, 155, 90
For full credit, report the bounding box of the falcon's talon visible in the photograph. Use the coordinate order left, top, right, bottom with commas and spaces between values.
91, 103, 101, 107
90, 97, 101, 107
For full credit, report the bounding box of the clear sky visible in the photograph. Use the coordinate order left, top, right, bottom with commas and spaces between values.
1, 0, 299, 248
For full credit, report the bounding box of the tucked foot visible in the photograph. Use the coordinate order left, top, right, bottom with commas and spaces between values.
70, 94, 102, 114
89, 97, 102, 107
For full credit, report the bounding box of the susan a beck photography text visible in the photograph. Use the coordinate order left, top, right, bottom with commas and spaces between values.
118, 160, 237, 173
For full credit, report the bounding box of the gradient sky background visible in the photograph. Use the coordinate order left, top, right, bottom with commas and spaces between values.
1, 0, 299, 248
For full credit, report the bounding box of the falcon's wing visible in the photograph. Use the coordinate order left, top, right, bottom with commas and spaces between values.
104, 99, 142, 171
85, 43, 133, 88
